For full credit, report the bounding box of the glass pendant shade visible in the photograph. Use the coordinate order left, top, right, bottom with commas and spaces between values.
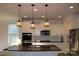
44, 21, 50, 27
30, 23, 35, 29
17, 18, 22, 27
44, 4, 50, 27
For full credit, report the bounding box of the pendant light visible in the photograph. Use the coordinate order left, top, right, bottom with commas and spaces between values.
44, 4, 50, 27
30, 4, 35, 29
17, 4, 22, 27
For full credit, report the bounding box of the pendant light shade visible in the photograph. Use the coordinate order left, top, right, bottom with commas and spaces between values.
44, 4, 50, 27
44, 21, 50, 27
30, 4, 35, 29
17, 4, 22, 27
30, 22, 35, 29
17, 18, 22, 27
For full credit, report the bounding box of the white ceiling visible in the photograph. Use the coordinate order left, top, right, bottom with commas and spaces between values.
0, 3, 79, 23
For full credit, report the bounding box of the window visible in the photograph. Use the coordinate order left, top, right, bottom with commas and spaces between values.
8, 24, 21, 46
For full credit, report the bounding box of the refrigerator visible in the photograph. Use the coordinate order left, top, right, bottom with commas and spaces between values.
69, 28, 79, 51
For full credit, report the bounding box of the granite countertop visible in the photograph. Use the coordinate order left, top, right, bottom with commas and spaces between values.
4, 45, 61, 51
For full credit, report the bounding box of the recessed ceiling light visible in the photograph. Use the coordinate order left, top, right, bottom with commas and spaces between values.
24, 16, 27, 18
41, 16, 45, 18
33, 9, 37, 11
69, 6, 74, 9
58, 16, 61, 18
53, 30, 56, 32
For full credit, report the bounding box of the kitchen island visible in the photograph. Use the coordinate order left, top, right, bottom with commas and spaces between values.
2, 45, 61, 56
4, 45, 61, 51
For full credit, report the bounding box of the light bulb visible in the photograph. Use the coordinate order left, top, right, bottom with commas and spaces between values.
17, 18, 22, 27
44, 21, 50, 27
17, 21, 21, 27
30, 23, 35, 29
17, 22, 21, 25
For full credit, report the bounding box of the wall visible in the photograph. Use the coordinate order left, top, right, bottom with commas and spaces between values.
0, 22, 8, 51
0, 20, 16, 51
